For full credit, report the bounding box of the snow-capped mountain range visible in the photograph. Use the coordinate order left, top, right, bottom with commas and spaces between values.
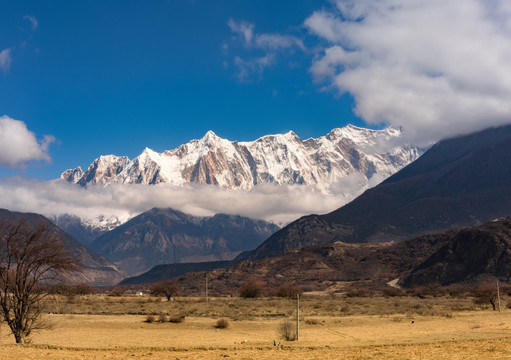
61, 125, 424, 192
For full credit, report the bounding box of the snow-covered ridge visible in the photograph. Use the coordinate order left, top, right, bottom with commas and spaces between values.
61, 125, 425, 193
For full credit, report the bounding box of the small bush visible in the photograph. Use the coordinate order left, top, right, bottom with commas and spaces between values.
305, 318, 321, 325
215, 318, 230, 329
144, 314, 156, 323
158, 313, 169, 322
278, 319, 296, 341
109, 287, 125, 297
169, 315, 185, 323
344, 288, 372, 297
276, 284, 303, 299
239, 279, 264, 298
382, 287, 405, 297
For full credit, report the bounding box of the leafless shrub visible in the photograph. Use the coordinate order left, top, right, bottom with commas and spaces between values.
278, 319, 296, 341
344, 288, 373, 297
276, 284, 303, 299
109, 287, 125, 297
407, 283, 445, 298
158, 313, 169, 322
169, 315, 185, 323
144, 314, 156, 323
239, 279, 264, 298
382, 287, 406, 297
215, 318, 230, 329
305, 318, 322, 325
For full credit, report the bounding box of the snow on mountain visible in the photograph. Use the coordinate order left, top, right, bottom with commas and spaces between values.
61, 125, 424, 193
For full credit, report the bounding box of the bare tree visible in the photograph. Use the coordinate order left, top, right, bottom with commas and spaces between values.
150, 280, 181, 301
0, 218, 78, 343
473, 283, 498, 311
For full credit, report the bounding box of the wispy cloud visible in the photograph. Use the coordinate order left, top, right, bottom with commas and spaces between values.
305, 0, 511, 145
23, 15, 38, 31
0, 116, 56, 168
233, 54, 274, 82
228, 18, 254, 46
227, 18, 306, 81
0, 49, 12, 72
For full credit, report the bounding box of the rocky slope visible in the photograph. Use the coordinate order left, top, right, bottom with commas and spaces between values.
52, 213, 132, 246
0, 209, 124, 286
403, 218, 511, 286
91, 208, 280, 276
132, 218, 511, 291
238, 124, 511, 262
61, 125, 423, 193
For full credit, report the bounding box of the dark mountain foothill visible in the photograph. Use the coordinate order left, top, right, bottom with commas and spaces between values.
159, 218, 511, 293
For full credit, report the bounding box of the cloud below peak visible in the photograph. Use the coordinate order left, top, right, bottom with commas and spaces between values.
0, 116, 56, 168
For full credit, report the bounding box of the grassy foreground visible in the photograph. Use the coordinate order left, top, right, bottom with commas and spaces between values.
1, 296, 511, 359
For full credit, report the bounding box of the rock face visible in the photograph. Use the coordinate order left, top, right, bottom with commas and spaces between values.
90, 208, 280, 276
0, 209, 125, 286
61, 125, 423, 193
403, 218, 511, 286
238, 124, 511, 261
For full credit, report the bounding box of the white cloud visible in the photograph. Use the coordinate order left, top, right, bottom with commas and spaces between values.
23, 15, 38, 31
0, 49, 12, 72
0, 116, 56, 168
305, 0, 511, 145
0, 178, 368, 226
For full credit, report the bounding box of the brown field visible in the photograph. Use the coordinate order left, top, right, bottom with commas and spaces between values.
1, 295, 511, 359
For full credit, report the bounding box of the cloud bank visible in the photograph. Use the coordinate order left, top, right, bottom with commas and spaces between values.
0, 116, 56, 168
305, 0, 511, 145
0, 177, 376, 225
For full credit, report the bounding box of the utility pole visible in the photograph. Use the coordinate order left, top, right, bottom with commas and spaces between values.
296, 294, 300, 341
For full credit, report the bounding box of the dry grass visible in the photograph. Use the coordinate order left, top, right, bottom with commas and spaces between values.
45, 293, 483, 319
1, 295, 511, 359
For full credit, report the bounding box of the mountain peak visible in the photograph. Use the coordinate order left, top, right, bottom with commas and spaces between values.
61, 126, 423, 192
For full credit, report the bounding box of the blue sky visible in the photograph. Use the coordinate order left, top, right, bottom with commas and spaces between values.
0, 0, 366, 180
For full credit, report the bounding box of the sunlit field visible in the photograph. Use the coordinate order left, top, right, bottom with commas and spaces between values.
2, 295, 511, 359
